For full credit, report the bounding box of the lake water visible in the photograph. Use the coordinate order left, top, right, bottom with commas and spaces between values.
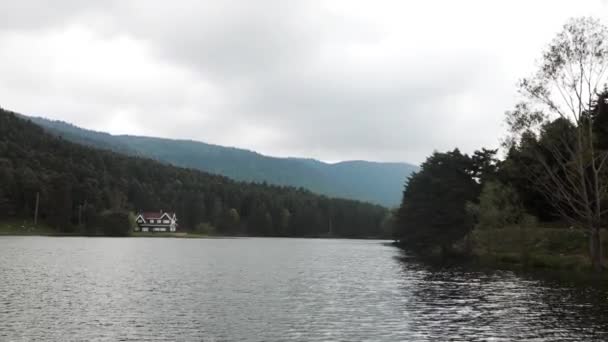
0, 237, 607, 341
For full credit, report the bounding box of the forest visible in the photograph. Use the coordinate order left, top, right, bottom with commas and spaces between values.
25, 115, 417, 207
396, 18, 608, 272
396, 97, 608, 271
0, 109, 388, 237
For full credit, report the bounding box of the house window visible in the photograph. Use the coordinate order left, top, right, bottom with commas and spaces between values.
163, 220, 170, 224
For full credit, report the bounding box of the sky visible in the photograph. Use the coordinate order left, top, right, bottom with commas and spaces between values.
1, 1, 608, 164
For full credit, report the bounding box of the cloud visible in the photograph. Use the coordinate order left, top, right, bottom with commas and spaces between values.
1, 0, 607, 163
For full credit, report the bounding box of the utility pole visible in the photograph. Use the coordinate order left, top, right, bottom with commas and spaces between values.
33, 192, 39, 226
78, 204, 82, 226
328, 205, 333, 236
78, 200, 89, 227
83, 199, 87, 226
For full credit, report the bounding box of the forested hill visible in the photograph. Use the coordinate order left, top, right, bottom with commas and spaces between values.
0, 108, 388, 237
24, 115, 417, 207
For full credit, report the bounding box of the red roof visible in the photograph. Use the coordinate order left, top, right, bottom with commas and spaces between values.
139, 212, 175, 219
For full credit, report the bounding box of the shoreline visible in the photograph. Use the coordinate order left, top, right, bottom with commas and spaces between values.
0, 220, 389, 239
0, 232, 390, 240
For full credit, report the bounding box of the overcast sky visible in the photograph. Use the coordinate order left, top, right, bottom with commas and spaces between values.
1, 1, 608, 164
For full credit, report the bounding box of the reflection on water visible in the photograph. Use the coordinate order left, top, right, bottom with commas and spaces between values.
398, 259, 608, 341
0, 237, 606, 341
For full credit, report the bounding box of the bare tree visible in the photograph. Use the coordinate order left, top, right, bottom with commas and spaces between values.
505, 17, 608, 271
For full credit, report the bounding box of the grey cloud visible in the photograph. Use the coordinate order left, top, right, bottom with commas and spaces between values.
0, 1, 114, 30
1, 1, 606, 163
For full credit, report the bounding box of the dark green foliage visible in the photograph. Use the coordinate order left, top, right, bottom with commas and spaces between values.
25, 115, 418, 207
93, 210, 133, 237
218, 208, 240, 234
396, 149, 481, 254
498, 145, 554, 221
474, 181, 524, 230
592, 91, 608, 150
497, 119, 578, 222
47, 174, 73, 232
471, 148, 500, 184
0, 108, 387, 237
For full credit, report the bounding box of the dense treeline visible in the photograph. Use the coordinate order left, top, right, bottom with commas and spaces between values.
396, 18, 608, 271
0, 109, 388, 237
396, 94, 608, 267
395, 116, 606, 262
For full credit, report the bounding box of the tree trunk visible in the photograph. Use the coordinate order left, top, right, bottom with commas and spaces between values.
590, 226, 602, 272
440, 244, 451, 261
519, 224, 529, 267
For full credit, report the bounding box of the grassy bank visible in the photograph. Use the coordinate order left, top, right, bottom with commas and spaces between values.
131, 232, 210, 238
0, 220, 211, 238
0, 221, 379, 239
0, 220, 67, 236
471, 226, 608, 271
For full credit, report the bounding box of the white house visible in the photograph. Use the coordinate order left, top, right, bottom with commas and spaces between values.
134, 211, 178, 232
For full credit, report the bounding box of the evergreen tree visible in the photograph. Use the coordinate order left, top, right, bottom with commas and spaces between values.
397, 149, 480, 255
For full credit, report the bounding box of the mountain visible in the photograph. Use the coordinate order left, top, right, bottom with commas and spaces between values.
24, 115, 418, 207
0, 108, 388, 237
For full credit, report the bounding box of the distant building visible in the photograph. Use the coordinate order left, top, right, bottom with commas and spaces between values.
134, 211, 178, 232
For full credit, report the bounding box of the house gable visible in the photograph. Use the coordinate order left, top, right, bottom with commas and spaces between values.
135, 211, 178, 232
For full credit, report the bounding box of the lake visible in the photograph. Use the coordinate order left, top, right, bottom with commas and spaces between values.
0, 237, 607, 341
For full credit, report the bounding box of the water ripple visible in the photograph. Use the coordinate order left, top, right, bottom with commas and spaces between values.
0, 237, 606, 341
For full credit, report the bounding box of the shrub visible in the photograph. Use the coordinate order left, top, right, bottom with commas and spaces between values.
95, 210, 133, 236
195, 222, 216, 235
475, 181, 524, 230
